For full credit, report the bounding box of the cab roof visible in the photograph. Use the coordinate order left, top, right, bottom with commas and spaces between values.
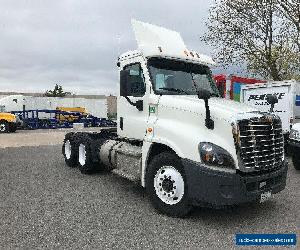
118, 20, 215, 66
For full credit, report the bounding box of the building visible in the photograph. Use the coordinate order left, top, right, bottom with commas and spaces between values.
107, 95, 117, 118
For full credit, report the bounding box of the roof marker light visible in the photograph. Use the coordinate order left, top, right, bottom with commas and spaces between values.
190, 51, 194, 57
196, 52, 200, 58
158, 46, 163, 53
184, 50, 189, 56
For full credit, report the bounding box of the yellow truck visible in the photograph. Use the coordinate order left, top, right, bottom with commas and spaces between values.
0, 113, 18, 133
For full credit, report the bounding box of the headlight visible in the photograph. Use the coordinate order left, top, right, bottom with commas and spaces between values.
199, 142, 235, 169
290, 129, 300, 141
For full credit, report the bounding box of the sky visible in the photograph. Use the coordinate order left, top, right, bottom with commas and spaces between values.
0, 0, 219, 95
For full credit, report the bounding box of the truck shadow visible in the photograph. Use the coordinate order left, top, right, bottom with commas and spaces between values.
190, 200, 280, 224
88, 169, 286, 226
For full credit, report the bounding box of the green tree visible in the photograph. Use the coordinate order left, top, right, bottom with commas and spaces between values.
277, 0, 300, 52
44, 84, 70, 97
202, 0, 300, 81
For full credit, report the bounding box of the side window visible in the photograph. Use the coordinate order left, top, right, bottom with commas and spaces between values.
123, 63, 145, 97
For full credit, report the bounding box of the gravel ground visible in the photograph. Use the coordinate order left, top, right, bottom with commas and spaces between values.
0, 145, 299, 249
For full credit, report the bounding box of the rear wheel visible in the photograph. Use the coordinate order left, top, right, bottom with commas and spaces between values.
77, 134, 101, 174
292, 155, 300, 170
146, 152, 192, 217
62, 133, 78, 167
0, 121, 8, 133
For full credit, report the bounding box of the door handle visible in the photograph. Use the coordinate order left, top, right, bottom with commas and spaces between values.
120, 117, 123, 130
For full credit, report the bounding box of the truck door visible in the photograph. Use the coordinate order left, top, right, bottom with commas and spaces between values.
117, 61, 149, 140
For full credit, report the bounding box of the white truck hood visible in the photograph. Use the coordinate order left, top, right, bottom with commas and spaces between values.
159, 95, 258, 123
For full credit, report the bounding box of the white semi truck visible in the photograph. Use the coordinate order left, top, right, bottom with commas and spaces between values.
62, 20, 287, 217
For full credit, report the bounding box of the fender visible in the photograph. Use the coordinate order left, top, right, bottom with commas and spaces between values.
141, 139, 183, 187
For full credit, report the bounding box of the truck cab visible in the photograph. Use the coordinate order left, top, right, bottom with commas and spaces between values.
62, 20, 288, 217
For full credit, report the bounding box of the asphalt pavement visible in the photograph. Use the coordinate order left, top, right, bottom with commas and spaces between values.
0, 145, 299, 249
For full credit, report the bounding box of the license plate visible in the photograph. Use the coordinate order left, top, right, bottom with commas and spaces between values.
260, 191, 272, 203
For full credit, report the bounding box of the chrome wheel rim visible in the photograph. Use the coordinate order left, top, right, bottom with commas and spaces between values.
65, 140, 72, 159
154, 166, 185, 205
0, 123, 6, 132
78, 144, 86, 166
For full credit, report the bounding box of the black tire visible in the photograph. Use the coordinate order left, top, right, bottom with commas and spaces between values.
292, 155, 300, 170
0, 121, 9, 133
9, 123, 17, 133
77, 133, 101, 174
62, 132, 78, 167
146, 152, 192, 217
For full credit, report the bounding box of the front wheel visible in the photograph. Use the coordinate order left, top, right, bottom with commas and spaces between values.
292, 155, 300, 170
0, 121, 8, 133
146, 152, 192, 217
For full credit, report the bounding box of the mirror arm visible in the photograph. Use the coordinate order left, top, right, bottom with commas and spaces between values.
270, 103, 274, 113
124, 96, 143, 111
204, 99, 214, 130
124, 96, 136, 106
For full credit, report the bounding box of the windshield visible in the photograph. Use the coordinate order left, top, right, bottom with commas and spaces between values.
148, 57, 220, 96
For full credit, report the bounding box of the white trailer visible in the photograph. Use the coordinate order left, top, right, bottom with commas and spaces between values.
240, 80, 300, 134
61, 20, 287, 217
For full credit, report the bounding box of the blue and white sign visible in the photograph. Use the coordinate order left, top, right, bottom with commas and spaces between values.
236, 234, 297, 246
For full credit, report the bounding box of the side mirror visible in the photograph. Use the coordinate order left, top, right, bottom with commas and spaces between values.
266, 94, 278, 113
135, 100, 143, 111
120, 70, 130, 97
266, 94, 278, 105
120, 69, 144, 112
197, 89, 214, 130
198, 89, 211, 100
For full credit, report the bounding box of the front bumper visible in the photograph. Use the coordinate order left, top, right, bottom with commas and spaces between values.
182, 159, 288, 207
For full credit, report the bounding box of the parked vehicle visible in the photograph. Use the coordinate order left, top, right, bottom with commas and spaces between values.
0, 95, 107, 118
289, 123, 300, 170
11, 109, 116, 130
214, 74, 266, 100
62, 20, 287, 217
240, 80, 300, 137
0, 112, 18, 133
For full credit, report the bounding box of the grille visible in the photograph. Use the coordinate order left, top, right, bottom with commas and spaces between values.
237, 116, 284, 172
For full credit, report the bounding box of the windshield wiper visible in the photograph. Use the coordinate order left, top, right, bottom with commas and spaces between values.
159, 87, 188, 94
